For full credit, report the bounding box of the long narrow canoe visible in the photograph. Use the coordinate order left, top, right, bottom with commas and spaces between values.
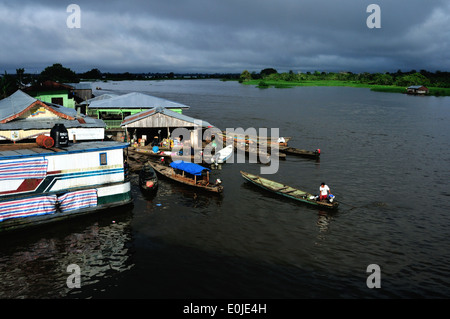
219, 131, 291, 146
149, 161, 223, 193
240, 171, 338, 210
234, 142, 286, 162
278, 146, 321, 159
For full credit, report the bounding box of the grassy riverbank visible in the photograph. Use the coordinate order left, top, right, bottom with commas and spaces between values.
241, 79, 450, 96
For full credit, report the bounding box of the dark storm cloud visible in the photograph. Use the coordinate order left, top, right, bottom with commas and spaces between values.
1, 0, 449, 73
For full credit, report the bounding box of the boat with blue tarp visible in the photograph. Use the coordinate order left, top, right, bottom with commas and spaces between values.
149, 160, 223, 193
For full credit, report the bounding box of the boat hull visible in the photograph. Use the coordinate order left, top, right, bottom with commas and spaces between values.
278, 146, 320, 159
149, 161, 223, 193
0, 181, 132, 232
139, 164, 158, 192
240, 171, 338, 210
0, 141, 133, 232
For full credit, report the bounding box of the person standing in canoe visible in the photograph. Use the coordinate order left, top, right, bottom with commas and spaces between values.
319, 182, 330, 201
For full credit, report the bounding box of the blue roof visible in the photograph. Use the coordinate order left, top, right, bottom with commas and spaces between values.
170, 160, 210, 176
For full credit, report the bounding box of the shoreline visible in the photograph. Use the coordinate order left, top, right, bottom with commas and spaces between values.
240, 79, 450, 96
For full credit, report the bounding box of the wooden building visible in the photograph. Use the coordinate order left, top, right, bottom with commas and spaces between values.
120, 106, 214, 149
407, 85, 429, 95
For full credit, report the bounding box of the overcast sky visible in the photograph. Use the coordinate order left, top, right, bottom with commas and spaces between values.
1, 0, 449, 74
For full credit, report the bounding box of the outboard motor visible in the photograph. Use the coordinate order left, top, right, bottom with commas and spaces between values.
50, 123, 69, 148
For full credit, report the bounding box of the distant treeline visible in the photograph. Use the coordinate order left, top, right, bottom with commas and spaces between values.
2, 63, 450, 99
0, 64, 241, 99
240, 68, 450, 88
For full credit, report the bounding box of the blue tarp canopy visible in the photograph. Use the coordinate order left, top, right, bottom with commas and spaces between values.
170, 160, 210, 176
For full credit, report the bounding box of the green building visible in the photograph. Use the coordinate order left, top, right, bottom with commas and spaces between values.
23, 80, 77, 109
82, 92, 190, 129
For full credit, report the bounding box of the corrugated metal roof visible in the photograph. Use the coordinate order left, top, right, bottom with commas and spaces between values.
0, 118, 105, 130
408, 85, 427, 89
0, 90, 37, 122
0, 90, 106, 129
0, 141, 128, 160
65, 82, 92, 90
87, 92, 190, 109
80, 93, 119, 105
121, 106, 212, 128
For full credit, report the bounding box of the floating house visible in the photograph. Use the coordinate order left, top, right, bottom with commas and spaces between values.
0, 90, 105, 142
83, 92, 190, 129
120, 106, 213, 149
406, 85, 429, 95
0, 141, 132, 232
23, 80, 77, 109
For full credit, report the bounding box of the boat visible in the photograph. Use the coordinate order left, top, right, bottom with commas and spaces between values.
240, 171, 338, 210
139, 162, 158, 192
149, 160, 223, 193
234, 142, 286, 162
219, 131, 291, 147
131, 147, 210, 165
0, 141, 133, 232
278, 146, 321, 159
211, 144, 233, 164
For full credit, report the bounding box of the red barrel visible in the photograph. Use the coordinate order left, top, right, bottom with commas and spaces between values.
36, 135, 55, 149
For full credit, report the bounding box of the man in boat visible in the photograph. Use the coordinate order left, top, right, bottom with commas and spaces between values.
319, 182, 330, 201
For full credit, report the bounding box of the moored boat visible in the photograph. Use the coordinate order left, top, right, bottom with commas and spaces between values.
278, 146, 321, 159
234, 142, 286, 162
240, 171, 338, 210
0, 141, 133, 232
139, 162, 158, 192
219, 131, 291, 147
149, 160, 223, 193
211, 144, 233, 164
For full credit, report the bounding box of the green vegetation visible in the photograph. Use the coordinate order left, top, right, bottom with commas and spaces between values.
239, 69, 450, 96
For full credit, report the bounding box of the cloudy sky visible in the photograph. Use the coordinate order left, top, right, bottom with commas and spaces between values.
1, 0, 449, 74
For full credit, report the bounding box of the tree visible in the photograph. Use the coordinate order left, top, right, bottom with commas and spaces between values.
373, 73, 393, 85
81, 68, 102, 79
0, 71, 18, 99
40, 63, 79, 83
16, 68, 25, 85
260, 68, 277, 78
394, 72, 430, 87
240, 70, 252, 82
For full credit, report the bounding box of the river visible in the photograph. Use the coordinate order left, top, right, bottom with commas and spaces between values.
1, 79, 449, 300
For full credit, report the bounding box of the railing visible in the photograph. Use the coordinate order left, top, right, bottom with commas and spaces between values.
103, 120, 123, 129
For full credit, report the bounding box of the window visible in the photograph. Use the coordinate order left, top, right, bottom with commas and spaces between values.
51, 97, 64, 106
99, 152, 107, 165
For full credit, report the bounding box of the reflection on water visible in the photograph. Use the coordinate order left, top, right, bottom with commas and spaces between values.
0, 208, 134, 299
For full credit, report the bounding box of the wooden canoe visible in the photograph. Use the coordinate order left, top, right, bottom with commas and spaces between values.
278, 146, 321, 159
234, 142, 286, 162
139, 162, 158, 192
149, 161, 223, 193
240, 171, 338, 210
219, 131, 291, 147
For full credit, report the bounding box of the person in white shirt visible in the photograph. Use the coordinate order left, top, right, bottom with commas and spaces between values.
319, 182, 330, 201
